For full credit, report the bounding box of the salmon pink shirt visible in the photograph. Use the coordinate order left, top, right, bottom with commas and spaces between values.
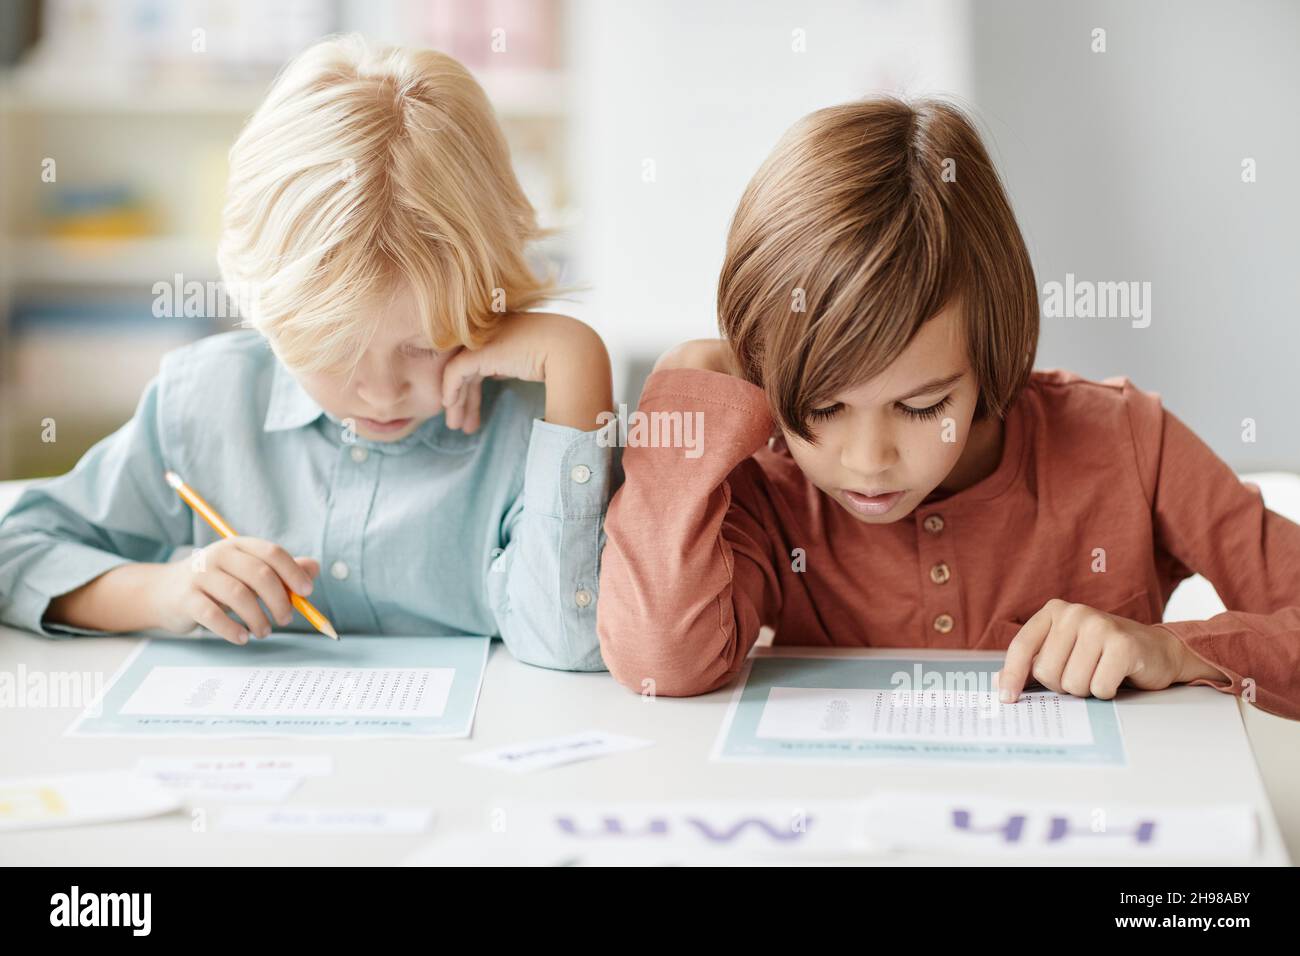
597, 367, 1300, 719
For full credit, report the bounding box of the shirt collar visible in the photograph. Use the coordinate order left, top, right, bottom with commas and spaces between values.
264, 357, 325, 432
263, 357, 483, 454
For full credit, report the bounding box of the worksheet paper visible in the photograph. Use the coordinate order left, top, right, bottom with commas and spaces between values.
67, 635, 491, 738
713, 656, 1126, 765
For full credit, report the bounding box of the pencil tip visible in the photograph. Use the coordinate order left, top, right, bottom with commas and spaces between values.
163, 470, 183, 489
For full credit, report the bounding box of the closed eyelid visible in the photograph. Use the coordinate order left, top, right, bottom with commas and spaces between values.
900, 393, 951, 410
809, 401, 844, 417
891, 371, 965, 404
816, 372, 965, 413
898, 394, 953, 420
811, 391, 948, 416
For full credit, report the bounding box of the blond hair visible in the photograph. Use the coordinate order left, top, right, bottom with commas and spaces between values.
718, 96, 1039, 442
218, 34, 558, 371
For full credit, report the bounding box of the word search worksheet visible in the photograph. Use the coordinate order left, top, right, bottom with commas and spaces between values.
68, 634, 491, 738
713, 652, 1126, 764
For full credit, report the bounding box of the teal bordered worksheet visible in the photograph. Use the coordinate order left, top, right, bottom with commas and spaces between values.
68, 635, 491, 738
712, 654, 1127, 765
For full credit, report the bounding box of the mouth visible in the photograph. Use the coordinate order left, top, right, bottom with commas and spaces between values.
840, 488, 906, 517
356, 416, 414, 433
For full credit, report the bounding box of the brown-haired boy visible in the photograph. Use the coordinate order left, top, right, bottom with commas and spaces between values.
596, 96, 1300, 719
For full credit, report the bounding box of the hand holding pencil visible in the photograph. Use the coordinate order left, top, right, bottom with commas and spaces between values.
159, 470, 338, 643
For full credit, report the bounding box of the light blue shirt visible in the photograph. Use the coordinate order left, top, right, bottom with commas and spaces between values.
0, 330, 614, 671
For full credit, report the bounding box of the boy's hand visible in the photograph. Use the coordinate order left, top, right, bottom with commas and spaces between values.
439, 312, 612, 433
995, 598, 1227, 703
155, 537, 319, 645
652, 338, 740, 376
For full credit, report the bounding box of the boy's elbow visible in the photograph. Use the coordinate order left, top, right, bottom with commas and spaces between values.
600, 631, 731, 698
598, 597, 742, 697
611, 661, 728, 698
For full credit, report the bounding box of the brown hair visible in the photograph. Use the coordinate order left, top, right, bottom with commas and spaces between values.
717, 95, 1038, 442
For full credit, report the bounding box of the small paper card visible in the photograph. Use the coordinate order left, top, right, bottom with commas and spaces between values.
462, 730, 652, 773
0, 770, 181, 830
217, 806, 433, 834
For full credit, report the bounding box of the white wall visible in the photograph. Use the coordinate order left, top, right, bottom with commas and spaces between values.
564, 0, 973, 402
563, 0, 1299, 472
970, 0, 1300, 470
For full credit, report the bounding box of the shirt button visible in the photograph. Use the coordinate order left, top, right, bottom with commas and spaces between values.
350, 447, 369, 463
929, 562, 951, 584
933, 613, 954, 634
570, 464, 591, 484
923, 514, 945, 534
574, 588, 593, 608
330, 560, 350, 580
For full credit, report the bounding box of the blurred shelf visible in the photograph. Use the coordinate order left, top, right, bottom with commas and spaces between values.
0, 80, 270, 116
6, 230, 574, 288
0, 70, 568, 119
5, 236, 219, 286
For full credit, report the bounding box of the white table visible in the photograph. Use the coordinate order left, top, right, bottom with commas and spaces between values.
0, 629, 1293, 865
3, 474, 1299, 865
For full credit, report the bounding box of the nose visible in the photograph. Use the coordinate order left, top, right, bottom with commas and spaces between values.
355, 355, 410, 410
840, 424, 900, 479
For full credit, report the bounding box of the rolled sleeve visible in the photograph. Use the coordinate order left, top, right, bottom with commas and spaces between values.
3, 540, 134, 636
0, 370, 191, 637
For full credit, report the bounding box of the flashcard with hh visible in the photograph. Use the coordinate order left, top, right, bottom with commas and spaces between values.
462, 730, 652, 774
859, 792, 1258, 861
713, 655, 1126, 765
0, 771, 181, 831
68, 635, 490, 738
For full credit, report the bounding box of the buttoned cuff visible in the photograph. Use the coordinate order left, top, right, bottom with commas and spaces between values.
522, 418, 614, 519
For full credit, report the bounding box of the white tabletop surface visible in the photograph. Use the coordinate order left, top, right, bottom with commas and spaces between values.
3, 474, 1298, 865
0, 628, 1294, 866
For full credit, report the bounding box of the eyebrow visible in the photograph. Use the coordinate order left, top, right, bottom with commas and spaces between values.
890, 370, 965, 404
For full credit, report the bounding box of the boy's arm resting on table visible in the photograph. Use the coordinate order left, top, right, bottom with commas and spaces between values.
597, 362, 783, 697
483, 328, 616, 673
0, 373, 191, 637
1124, 382, 1300, 720
486, 419, 613, 672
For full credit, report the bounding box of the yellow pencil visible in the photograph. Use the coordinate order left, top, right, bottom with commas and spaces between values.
164, 470, 339, 640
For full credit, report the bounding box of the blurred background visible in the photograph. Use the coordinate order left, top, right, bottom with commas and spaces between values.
0, 0, 1296, 480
